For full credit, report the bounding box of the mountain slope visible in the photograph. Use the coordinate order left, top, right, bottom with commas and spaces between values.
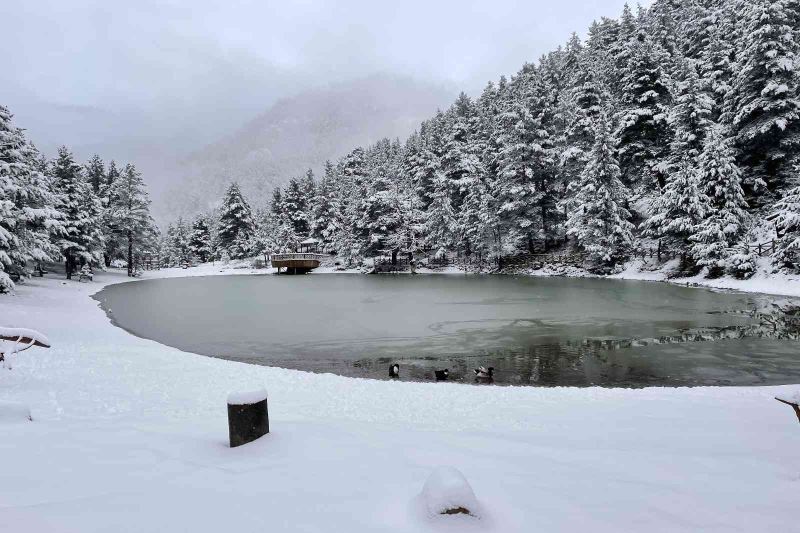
160, 75, 454, 220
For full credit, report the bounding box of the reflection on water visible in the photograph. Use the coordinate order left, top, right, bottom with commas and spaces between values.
95, 274, 800, 387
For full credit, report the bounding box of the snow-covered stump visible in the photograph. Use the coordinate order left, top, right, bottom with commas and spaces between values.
227, 390, 269, 448
420, 466, 481, 518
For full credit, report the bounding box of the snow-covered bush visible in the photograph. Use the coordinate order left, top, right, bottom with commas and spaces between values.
726, 246, 757, 279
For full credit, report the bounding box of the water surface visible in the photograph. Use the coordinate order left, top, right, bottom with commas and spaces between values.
95, 274, 800, 387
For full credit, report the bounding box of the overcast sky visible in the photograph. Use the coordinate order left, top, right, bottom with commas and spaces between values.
0, 0, 649, 163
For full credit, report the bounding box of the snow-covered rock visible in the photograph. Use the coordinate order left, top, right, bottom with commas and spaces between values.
420, 467, 480, 518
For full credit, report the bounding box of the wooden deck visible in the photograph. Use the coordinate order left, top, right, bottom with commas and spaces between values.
271, 253, 327, 274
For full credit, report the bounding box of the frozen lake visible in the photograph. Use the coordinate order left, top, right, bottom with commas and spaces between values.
95, 274, 800, 387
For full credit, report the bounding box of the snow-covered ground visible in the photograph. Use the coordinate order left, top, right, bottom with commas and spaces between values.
1, 268, 799, 533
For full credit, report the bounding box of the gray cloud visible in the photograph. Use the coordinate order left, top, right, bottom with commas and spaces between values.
0, 0, 651, 172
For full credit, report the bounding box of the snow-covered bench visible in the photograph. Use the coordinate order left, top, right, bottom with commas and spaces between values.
0, 327, 51, 367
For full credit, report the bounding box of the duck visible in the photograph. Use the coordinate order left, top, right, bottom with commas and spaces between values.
389, 363, 400, 378
474, 366, 494, 380
434, 369, 449, 381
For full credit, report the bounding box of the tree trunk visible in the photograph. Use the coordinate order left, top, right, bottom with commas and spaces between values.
65, 252, 74, 280
541, 202, 548, 252
127, 230, 134, 277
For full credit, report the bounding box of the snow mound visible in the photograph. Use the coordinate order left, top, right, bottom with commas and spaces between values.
227, 389, 268, 405
420, 467, 480, 518
0, 403, 32, 423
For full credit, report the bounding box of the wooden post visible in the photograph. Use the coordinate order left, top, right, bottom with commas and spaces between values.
227, 390, 269, 447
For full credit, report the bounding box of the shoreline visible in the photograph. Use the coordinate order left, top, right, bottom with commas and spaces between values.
1, 267, 798, 532
134, 254, 800, 300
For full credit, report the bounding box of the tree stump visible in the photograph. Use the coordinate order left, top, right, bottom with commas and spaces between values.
227, 390, 269, 447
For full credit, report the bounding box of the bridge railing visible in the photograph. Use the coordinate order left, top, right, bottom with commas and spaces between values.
271, 253, 328, 262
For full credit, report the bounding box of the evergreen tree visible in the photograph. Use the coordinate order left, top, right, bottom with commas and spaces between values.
188, 214, 213, 263
84, 155, 105, 195
641, 156, 709, 259
217, 182, 255, 259
282, 177, 310, 236
567, 111, 634, 269
690, 125, 751, 276
727, 0, 800, 196
495, 74, 555, 252
668, 59, 714, 162
615, 32, 672, 191
0, 106, 25, 291
51, 146, 104, 279
107, 163, 155, 276
168, 218, 192, 266
424, 171, 457, 258
14, 140, 63, 275
310, 162, 339, 249
771, 166, 800, 270
249, 208, 279, 262
361, 140, 403, 257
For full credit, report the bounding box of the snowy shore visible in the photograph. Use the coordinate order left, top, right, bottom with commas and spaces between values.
1, 268, 799, 532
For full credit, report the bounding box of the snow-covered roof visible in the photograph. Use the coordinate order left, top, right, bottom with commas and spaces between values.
300, 238, 319, 245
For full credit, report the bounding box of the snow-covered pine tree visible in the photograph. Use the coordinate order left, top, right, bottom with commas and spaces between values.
494, 71, 555, 253
608, 3, 638, 93
14, 140, 63, 275
169, 217, 192, 266
770, 165, 800, 270
101, 160, 123, 266
567, 110, 634, 270
361, 139, 403, 258
441, 93, 484, 256
641, 156, 709, 262
84, 155, 105, 195
51, 146, 104, 279
217, 182, 255, 259
727, 0, 800, 197
301, 169, 316, 206
690, 124, 752, 276
107, 163, 155, 276
668, 59, 714, 162
693, 1, 735, 118
281, 177, 310, 237
615, 31, 672, 191
249, 208, 279, 263
310, 162, 339, 250
333, 148, 369, 265
561, 58, 604, 191
0, 106, 25, 291
188, 214, 213, 263
424, 169, 457, 259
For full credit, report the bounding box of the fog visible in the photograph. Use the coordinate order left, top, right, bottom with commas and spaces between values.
1, 0, 651, 195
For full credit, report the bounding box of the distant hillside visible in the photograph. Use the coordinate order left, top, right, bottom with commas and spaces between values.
159, 75, 454, 220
